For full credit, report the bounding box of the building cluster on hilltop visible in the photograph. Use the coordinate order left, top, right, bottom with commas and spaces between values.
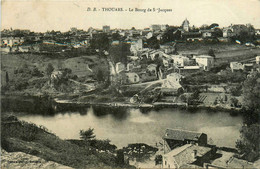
1, 18, 260, 53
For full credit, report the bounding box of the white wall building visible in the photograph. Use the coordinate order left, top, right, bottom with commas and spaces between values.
171, 55, 190, 67
256, 56, 260, 64
115, 62, 125, 74
195, 55, 214, 71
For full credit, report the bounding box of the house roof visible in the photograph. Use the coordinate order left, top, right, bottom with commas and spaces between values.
163, 128, 204, 141
182, 18, 190, 26
195, 55, 213, 59
163, 144, 211, 168
182, 32, 201, 36
211, 150, 254, 168
182, 66, 200, 70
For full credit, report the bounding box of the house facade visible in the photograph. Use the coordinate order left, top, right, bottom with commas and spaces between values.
130, 39, 143, 55
102, 25, 110, 33
1, 37, 25, 47
230, 62, 243, 72
256, 56, 260, 64
195, 55, 214, 71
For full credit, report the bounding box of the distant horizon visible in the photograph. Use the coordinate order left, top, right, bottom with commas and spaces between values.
2, 0, 260, 32
1, 22, 259, 33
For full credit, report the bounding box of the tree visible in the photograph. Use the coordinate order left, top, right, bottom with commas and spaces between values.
147, 36, 160, 49
161, 27, 181, 43
213, 28, 223, 37
45, 63, 54, 76
96, 69, 104, 82
79, 128, 96, 141
109, 42, 130, 65
208, 23, 219, 29
236, 124, 260, 161
242, 72, 260, 124
111, 33, 121, 41
90, 33, 110, 51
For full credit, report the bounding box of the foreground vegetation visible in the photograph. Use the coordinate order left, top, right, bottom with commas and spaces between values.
1, 115, 133, 169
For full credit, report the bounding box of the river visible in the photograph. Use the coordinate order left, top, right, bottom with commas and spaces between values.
14, 105, 243, 149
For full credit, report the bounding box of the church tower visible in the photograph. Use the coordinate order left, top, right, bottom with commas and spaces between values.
182, 18, 190, 32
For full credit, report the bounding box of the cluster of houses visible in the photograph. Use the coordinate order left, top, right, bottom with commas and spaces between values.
1, 19, 260, 53
230, 55, 260, 73
161, 129, 254, 168
110, 38, 215, 86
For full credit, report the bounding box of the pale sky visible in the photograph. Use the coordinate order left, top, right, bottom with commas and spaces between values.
1, 0, 260, 32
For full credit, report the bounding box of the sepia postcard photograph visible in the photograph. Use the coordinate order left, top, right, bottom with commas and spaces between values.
1, 0, 260, 168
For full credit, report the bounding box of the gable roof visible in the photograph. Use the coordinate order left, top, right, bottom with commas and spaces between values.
211, 150, 254, 168
163, 144, 211, 168
163, 128, 204, 141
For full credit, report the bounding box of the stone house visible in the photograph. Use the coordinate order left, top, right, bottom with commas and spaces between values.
162, 144, 214, 168
163, 129, 208, 153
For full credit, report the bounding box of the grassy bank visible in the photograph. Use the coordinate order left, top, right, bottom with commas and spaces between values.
1, 115, 134, 169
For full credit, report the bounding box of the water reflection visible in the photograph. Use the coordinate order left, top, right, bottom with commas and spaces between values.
92, 106, 129, 120
17, 106, 243, 149
2, 96, 244, 148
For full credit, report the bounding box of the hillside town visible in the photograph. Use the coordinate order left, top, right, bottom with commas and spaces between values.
1, 19, 260, 169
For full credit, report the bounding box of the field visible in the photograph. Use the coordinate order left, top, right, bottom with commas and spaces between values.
1, 53, 106, 80
177, 43, 260, 66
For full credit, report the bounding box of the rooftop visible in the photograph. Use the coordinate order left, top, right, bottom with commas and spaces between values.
163, 144, 212, 168
195, 55, 214, 59
211, 150, 254, 168
163, 128, 204, 141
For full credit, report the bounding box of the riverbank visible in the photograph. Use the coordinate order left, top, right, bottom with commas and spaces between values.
53, 97, 242, 113
1, 93, 243, 115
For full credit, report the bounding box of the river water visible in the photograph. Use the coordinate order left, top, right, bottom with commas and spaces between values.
16, 105, 243, 149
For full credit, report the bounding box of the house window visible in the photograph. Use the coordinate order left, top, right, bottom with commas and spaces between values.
165, 161, 167, 165
134, 75, 138, 82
